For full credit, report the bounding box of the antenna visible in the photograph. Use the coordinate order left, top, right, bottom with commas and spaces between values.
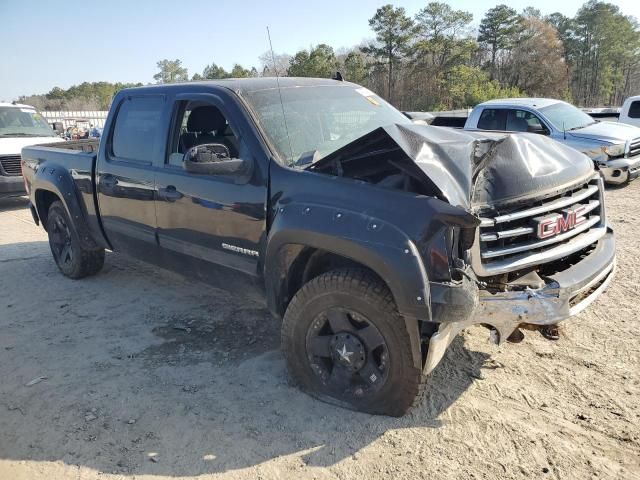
267, 26, 294, 162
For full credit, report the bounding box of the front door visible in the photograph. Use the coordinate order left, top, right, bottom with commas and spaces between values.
97, 94, 167, 256
154, 94, 267, 290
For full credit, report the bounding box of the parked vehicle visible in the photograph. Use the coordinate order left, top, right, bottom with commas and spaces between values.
0, 102, 63, 198
463, 98, 640, 185
403, 111, 434, 124
22, 79, 615, 416
619, 95, 640, 128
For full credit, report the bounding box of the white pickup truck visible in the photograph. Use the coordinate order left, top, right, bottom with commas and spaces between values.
0, 102, 63, 198
463, 98, 640, 185
619, 95, 640, 128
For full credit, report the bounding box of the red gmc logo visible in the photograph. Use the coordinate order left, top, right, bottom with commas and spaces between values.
533, 206, 588, 239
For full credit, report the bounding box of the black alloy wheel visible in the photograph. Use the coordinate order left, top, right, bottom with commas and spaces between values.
46, 200, 105, 279
49, 213, 74, 269
305, 307, 389, 398
282, 268, 427, 416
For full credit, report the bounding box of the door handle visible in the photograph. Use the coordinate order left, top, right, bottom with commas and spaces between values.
158, 185, 183, 202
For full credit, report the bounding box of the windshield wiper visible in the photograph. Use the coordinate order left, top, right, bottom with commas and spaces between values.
294, 150, 322, 167
567, 122, 596, 131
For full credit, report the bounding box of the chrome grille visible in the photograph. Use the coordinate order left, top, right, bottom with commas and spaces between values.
472, 175, 607, 276
628, 138, 640, 158
0, 155, 22, 176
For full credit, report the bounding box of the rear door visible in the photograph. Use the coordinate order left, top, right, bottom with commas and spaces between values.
97, 95, 167, 255
154, 91, 268, 288
476, 108, 507, 131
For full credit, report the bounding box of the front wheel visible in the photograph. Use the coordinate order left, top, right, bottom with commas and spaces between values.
281, 268, 427, 416
46, 201, 105, 279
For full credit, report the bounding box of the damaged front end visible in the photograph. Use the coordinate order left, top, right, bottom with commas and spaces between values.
309, 124, 616, 374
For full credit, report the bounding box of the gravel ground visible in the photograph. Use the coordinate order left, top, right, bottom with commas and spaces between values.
0, 183, 638, 480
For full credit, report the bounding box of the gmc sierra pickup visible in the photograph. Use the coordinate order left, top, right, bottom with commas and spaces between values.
22, 78, 616, 416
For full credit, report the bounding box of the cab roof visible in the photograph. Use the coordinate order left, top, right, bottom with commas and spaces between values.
477, 98, 564, 109
120, 77, 356, 96
0, 102, 36, 109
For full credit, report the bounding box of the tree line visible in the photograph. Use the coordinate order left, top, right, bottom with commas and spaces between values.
18, 82, 143, 111
18, 0, 639, 112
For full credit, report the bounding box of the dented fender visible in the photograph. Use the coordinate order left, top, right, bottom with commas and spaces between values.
265, 162, 481, 322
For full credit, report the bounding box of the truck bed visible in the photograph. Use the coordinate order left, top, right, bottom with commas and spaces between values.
21, 139, 104, 249
37, 139, 100, 153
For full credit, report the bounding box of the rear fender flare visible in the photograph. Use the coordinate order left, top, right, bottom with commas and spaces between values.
32, 162, 99, 250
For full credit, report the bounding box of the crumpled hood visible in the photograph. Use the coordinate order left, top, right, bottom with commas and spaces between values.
309, 124, 594, 211
568, 121, 640, 144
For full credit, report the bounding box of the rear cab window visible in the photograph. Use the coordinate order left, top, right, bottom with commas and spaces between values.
111, 96, 165, 163
628, 101, 640, 119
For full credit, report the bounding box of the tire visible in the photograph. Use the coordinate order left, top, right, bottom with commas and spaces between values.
46, 201, 105, 279
281, 268, 427, 416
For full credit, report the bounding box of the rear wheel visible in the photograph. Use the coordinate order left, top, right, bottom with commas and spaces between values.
281, 268, 427, 416
46, 201, 104, 279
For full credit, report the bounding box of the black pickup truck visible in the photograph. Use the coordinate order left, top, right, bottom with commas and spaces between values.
21, 78, 616, 416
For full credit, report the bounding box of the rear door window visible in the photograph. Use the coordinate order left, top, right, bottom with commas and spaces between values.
477, 109, 506, 130
111, 96, 164, 163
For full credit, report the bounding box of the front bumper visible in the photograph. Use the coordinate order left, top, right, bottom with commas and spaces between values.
0, 175, 26, 198
600, 157, 640, 184
424, 229, 615, 374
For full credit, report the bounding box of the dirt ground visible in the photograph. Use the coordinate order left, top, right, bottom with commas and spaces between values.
0, 183, 638, 480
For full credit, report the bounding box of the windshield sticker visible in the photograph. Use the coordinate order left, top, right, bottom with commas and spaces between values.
355, 87, 376, 97
365, 96, 380, 106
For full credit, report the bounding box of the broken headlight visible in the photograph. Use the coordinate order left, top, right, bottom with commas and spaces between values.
602, 143, 626, 159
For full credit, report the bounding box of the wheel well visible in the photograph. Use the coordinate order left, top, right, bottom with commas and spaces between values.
281, 247, 391, 316
35, 190, 60, 230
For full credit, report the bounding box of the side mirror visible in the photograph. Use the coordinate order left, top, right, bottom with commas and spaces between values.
183, 143, 247, 175
528, 125, 549, 135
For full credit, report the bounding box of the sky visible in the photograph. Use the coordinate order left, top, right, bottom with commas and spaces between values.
1, 0, 639, 101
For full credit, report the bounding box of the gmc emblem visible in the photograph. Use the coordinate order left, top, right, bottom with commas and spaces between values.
533, 206, 588, 239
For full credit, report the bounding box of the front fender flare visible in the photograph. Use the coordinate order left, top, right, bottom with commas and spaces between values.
264, 201, 432, 323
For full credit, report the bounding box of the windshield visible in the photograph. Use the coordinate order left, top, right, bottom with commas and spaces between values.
539, 102, 596, 131
243, 85, 411, 165
0, 107, 56, 138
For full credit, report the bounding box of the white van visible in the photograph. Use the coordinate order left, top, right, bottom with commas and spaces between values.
0, 102, 64, 198
619, 95, 640, 128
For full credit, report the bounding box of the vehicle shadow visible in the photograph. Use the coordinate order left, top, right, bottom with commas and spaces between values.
604, 182, 632, 191
0, 196, 29, 212
0, 241, 488, 477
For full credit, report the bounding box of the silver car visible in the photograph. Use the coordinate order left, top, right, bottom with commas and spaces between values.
464, 98, 640, 185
